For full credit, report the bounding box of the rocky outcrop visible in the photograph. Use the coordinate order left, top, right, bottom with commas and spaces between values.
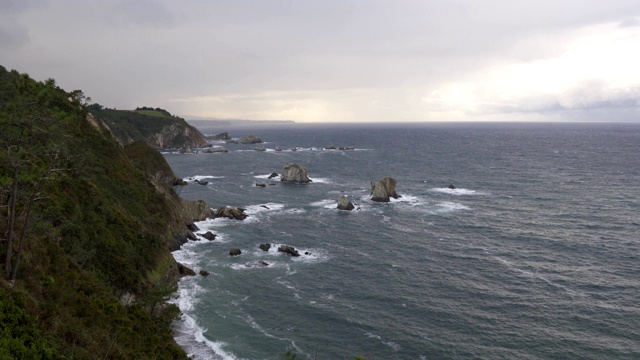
205, 147, 228, 153
448, 184, 456, 189
226, 139, 240, 144
229, 248, 242, 256
326, 144, 337, 150
259, 243, 271, 251
241, 135, 263, 144
337, 195, 355, 210
370, 177, 401, 202
268, 172, 279, 179
206, 132, 231, 140
275, 145, 282, 152
255, 146, 266, 151
281, 163, 312, 183
278, 245, 300, 257
178, 263, 196, 277
213, 207, 248, 220
201, 231, 216, 240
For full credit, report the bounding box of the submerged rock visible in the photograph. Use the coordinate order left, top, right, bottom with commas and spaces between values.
229, 248, 242, 256
255, 183, 266, 187
337, 195, 355, 211
268, 172, 279, 179
281, 163, 312, 184
370, 177, 401, 202
199, 270, 210, 277
448, 184, 457, 189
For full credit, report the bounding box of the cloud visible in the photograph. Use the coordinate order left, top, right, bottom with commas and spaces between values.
422, 20, 640, 120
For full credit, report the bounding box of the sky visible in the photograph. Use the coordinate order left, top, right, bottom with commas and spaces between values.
2, 0, 640, 123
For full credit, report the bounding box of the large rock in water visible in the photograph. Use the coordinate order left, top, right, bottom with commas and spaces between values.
370, 177, 401, 202
213, 207, 248, 220
281, 163, 312, 183
337, 195, 355, 211
241, 135, 263, 144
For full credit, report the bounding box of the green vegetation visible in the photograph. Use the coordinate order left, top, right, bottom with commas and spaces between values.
1, 65, 190, 358
88, 104, 206, 148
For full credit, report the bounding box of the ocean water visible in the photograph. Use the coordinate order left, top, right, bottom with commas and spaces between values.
164, 122, 640, 360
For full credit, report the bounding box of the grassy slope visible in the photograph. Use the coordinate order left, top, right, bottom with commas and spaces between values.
0, 66, 191, 358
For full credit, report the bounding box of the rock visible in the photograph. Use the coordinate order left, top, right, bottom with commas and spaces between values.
229, 248, 242, 256
205, 147, 228, 153
255, 183, 266, 187
268, 183, 276, 186
214, 207, 248, 220
370, 177, 401, 202
260, 261, 269, 266
199, 270, 210, 276
241, 135, 263, 144
326, 144, 336, 150
448, 184, 457, 189
337, 195, 355, 211
260, 205, 270, 209
275, 145, 282, 152
304, 252, 311, 255
206, 132, 231, 140
201, 231, 216, 240
226, 139, 240, 144
255, 146, 266, 151
186, 230, 198, 241
197, 180, 208, 185
291, 147, 298, 151
178, 263, 196, 276
278, 245, 300, 257
173, 178, 188, 186
268, 172, 279, 179
281, 163, 312, 184
259, 243, 271, 251
187, 223, 200, 232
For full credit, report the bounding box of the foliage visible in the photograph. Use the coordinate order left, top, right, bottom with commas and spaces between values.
0, 65, 188, 358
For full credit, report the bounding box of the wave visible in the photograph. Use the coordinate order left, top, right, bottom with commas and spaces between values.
184, 175, 225, 182
433, 201, 471, 212
430, 187, 487, 196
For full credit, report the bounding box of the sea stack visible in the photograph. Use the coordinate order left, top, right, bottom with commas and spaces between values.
337, 195, 355, 211
281, 163, 312, 183
370, 177, 401, 202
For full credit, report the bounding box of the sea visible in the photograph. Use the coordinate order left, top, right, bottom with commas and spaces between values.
163, 122, 640, 360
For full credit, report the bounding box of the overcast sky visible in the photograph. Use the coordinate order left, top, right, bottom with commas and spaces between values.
2, 0, 640, 122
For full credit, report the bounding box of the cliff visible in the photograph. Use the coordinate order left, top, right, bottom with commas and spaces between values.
0, 65, 206, 358
88, 105, 207, 149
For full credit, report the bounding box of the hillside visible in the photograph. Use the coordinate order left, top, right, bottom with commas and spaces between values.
0, 66, 209, 358
88, 105, 207, 149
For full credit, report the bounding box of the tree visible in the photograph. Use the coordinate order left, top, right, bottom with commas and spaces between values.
1, 72, 75, 282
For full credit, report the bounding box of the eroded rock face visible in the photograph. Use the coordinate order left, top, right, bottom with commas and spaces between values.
281, 163, 311, 183
370, 177, 400, 202
337, 195, 355, 211
214, 207, 248, 220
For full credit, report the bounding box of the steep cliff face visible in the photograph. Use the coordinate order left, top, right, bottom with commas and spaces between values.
89, 107, 207, 149
0, 66, 207, 358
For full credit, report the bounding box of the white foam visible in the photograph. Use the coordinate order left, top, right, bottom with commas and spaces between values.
390, 194, 422, 205
172, 313, 239, 360
435, 201, 471, 212
310, 199, 336, 209
431, 187, 486, 196
383, 341, 402, 352
244, 203, 285, 215
365, 332, 382, 340
184, 175, 225, 181
309, 177, 332, 184
253, 173, 279, 179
